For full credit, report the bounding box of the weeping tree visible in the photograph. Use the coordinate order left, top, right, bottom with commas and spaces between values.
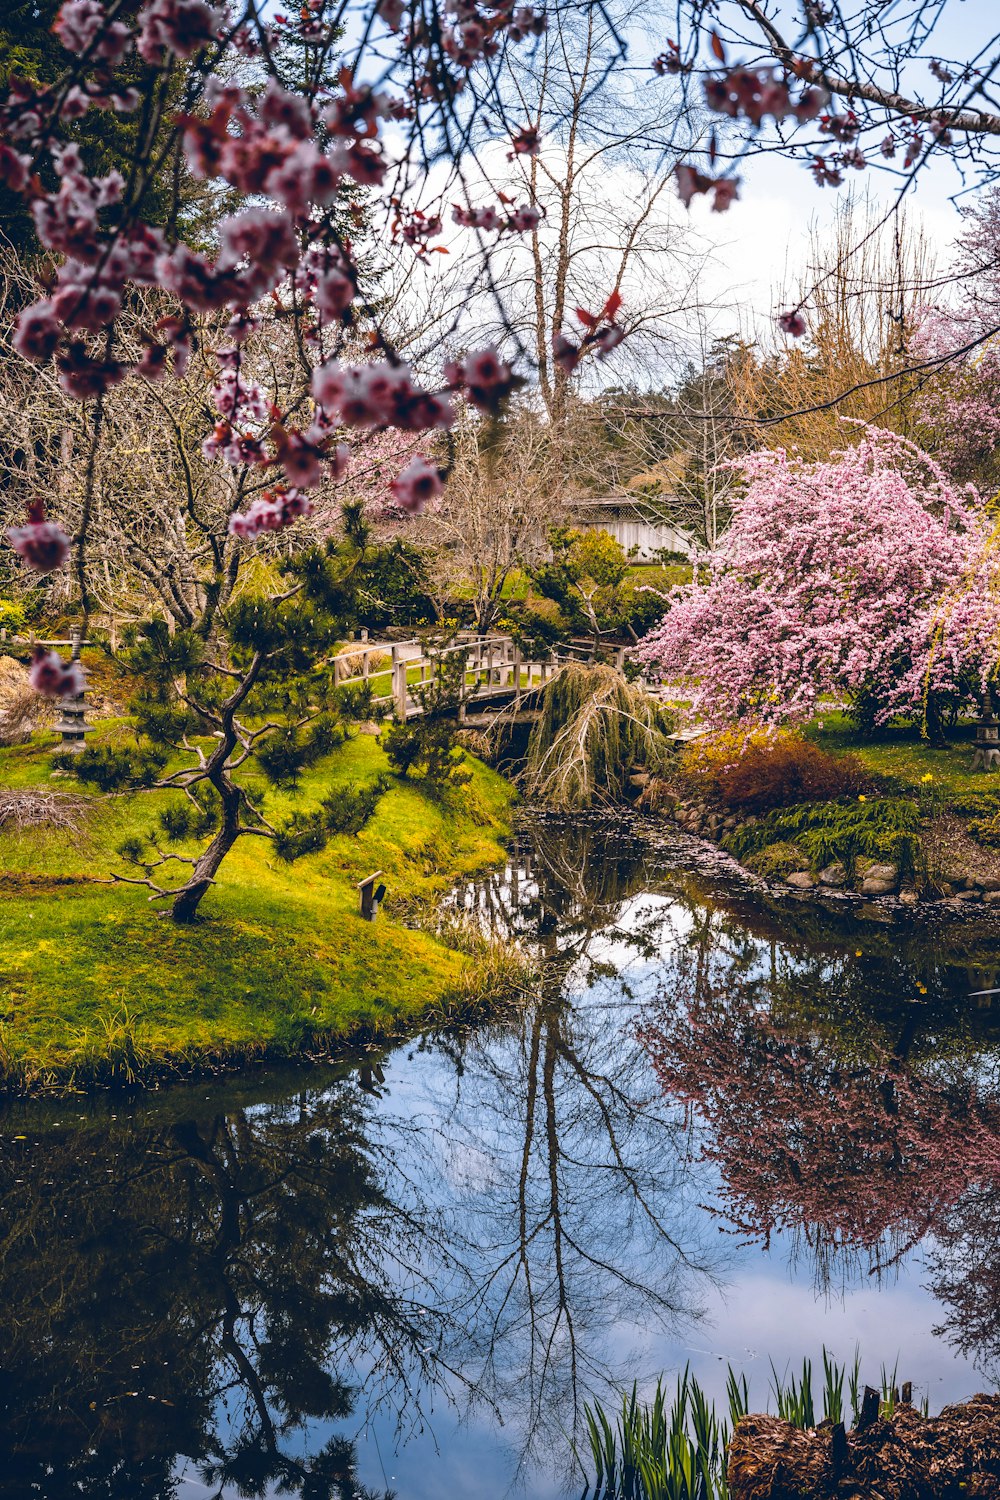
61, 510, 389, 923
523, 662, 672, 809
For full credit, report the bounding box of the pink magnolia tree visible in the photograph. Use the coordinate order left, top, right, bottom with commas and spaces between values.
635, 428, 1000, 737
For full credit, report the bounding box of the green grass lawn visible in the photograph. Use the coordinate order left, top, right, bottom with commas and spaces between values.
806, 711, 995, 803
0, 729, 516, 1091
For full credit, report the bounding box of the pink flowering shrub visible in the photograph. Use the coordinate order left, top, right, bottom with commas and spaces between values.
635, 428, 1000, 735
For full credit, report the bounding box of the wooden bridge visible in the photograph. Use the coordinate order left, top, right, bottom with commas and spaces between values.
330, 633, 627, 724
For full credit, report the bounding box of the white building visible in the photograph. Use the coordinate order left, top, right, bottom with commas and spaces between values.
568, 496, 693, 563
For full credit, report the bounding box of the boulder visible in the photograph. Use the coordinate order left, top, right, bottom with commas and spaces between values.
898, 887, 918, 906
860, 876, 896, 897
628, 772, 650, 790
861, 862, 898, 884
786, 871, 816, 889
818, 862, 847, 888
982, 877, 1000, 893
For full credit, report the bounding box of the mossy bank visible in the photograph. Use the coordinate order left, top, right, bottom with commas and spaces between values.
0, 731, 519, 1094
635, 715, 1000, 921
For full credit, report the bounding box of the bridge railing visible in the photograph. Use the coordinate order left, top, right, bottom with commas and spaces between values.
329, 633, 632, 720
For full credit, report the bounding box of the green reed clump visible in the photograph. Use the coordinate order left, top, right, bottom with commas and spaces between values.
724, 797, 923, 880
580, 1368, 732, 1500
579, 1348, 879, 1500
68, 1002, 152, 1088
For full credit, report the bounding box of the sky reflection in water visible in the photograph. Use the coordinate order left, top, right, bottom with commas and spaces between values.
2, 811, 998, 1499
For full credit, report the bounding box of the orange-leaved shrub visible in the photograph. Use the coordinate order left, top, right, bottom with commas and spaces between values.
679, 728, 871, 814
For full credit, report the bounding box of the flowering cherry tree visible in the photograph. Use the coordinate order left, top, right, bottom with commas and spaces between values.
635, 428, 1000, 736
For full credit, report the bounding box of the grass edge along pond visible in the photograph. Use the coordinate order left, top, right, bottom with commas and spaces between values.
0, 732, 523, 1094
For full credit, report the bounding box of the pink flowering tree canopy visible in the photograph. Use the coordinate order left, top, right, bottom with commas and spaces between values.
635, 429, 1000, 736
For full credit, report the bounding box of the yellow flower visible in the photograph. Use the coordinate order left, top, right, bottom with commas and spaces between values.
858, 794, 867, 802
855, 949, 863, 957
921, 773, 933, 783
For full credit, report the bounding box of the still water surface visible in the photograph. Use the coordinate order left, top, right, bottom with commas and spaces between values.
2, 811, 1000, 1498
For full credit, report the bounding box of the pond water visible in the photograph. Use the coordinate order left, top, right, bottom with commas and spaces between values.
3, 810, 1000, 1498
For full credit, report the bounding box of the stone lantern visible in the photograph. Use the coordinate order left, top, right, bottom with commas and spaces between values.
973, 713, 1000, 770
54, 628, 90, 754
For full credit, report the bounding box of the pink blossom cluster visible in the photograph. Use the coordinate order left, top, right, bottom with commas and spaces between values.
29, 648, 85, 699
295, 245, 358, 327
635, 429, 1000, 728
909, 189, 1000, 488
438, 0, 544, 70
704, 67, 827, 128
551, 293, 626, 373
229, 487, 315, 539
443, 347, 520, 410
6, 501, 71, 574
391, 206, 444, 254
312, 359, 455, 432
777, 309, 807, 337
374, 0, 543, 102
451, 200, 542, 233
389, 457, 444, 513
0, 0, 584, 574
674, 164, 740, 213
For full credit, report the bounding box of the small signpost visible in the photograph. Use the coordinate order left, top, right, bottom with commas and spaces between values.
973, 714, 1000, 770
358, 871, 386, 921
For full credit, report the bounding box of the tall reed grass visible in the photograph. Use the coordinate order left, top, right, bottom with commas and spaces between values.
578, 1348, 923, 1500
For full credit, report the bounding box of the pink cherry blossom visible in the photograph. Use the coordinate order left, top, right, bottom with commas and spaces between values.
13, 302, 62, 363
445, 346, 519, 409
53, 0, 132, 62
6, 501, 71, 573
778, 308, 807, 337
636, 429, 1000, 729
28, 648, 85, 699
511, 203, 541, 231
311, 359, 453, 431
377, 0, 406, 29
228, 487, 315, 539
389, 456, 444, 513
137, 0, 223, 64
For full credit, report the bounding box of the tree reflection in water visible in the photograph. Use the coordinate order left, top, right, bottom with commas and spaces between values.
0, 816, 725, 1496
434, 815, 723, 1476
636, 883, 1000, 1376
0, 1086, 443, 1499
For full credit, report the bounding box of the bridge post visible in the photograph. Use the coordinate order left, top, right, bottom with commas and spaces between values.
391, 645, 407, 719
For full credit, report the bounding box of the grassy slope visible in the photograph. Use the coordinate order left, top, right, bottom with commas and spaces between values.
0, 730, 514, 1086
